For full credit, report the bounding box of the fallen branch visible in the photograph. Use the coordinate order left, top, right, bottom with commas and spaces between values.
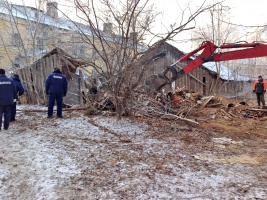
228, 111, 238, 118
153, 110, 199, 125
18, 107, 88, 112
205, 103, 223, 107
201, 96, 214, 109
220, 109, 233, 119
246, 108, 267, 112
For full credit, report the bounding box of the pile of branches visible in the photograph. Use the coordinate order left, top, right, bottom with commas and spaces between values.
132, 87, 223, 124
85, 85, 223, 124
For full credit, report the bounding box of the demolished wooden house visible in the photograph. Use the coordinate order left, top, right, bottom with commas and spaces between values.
143, 42, 250, 96
13, 48, 89, 106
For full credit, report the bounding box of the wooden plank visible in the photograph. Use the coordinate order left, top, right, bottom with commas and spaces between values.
220, 109, 233, 119
175, 64, 205, 85
23, 67, 35, 103
201, 96, 214, 109
209, 79, 214, 93
205, 103, 222, 107
51, 54, 55, 70
17, 68, 32, 103
58, 54, 74, 79
40, 58, 46, 103
246, 108, 267, 112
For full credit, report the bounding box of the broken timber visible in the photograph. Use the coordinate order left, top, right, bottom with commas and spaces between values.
18, 107, 87, 112
153, 110, 199, 125
220, 109, 233, 119
246, 108, 267, 112
200, 96, 214, 109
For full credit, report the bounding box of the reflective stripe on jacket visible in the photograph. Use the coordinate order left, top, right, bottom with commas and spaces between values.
0, 75, 17, 105
253, 80, 267, 93
45, 72, 68, 95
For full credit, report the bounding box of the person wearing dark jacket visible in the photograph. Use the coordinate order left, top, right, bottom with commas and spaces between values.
0, 69, 17, 130
10, 74, 24, 121
253, 75, 267, 108
45, 68, 68, 118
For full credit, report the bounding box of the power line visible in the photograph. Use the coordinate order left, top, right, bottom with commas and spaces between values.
220, 20, 267, 28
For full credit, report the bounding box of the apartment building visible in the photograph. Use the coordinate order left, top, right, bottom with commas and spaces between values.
0, 1, 121, 70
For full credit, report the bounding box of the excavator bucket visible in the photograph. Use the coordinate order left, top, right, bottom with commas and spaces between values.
144, 66, 179, 95
144, 74, 170, 95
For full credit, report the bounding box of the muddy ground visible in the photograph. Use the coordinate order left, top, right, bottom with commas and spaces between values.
0, 102, 266, 200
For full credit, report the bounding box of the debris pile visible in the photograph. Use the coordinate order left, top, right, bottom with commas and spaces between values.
86, 86, 267, 123
132, 87, 224, 124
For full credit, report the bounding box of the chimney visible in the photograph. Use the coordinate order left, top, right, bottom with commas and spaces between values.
46, 2, 58, 19
103, 23, 113, 35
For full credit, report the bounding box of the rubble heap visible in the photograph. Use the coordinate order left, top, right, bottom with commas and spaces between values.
86, 86, 267, 124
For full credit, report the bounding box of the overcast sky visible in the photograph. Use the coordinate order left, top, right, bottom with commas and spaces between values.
152, 0, 267, 50
8, 0, 267, 52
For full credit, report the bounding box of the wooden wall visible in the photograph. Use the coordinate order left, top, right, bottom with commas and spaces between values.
145, 42, 246, 96
15, 53, 87, 106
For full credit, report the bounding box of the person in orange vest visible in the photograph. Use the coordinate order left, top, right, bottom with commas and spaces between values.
253, 75, 267, 108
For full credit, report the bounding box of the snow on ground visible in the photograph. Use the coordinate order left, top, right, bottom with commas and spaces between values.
0, 105, 266, 199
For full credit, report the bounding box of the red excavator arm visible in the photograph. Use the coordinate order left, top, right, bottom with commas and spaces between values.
145, 41, 267, 92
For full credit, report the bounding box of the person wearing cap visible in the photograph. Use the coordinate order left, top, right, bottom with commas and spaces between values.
10, 74, 25, 121
0, 68, 17, 130
253, 75, 267, 108
45, 68, 68, 118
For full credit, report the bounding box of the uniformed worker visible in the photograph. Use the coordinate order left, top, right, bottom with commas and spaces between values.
45, 68, 68, 118
0, 69, 17, 130
10, 74, 25, 121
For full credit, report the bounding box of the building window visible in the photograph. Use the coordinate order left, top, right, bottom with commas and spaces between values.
43, 31, 48, 37
13, 54, 23, 68
72, 45, 78, 56
91, 48, 102, 60
57, 39, 64, 48
80, 45, 85, 57
12, 33, 22, 47
73, 44, 86, 57
37, 37, 44, 50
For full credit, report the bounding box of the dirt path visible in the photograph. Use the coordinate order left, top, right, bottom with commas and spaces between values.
0, 105, 266, 199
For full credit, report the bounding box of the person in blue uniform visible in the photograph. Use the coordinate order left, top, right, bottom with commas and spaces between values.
10, 74, 24, 121
0, 69, 17, 130
45, 68, 68, 118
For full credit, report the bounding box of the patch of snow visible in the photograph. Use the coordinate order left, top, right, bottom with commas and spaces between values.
0, 104, 266, 199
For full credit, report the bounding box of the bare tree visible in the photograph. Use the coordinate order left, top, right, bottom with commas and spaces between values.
56, 0, 220, 118
191, 0, 242, 94
241, 28, 267, 79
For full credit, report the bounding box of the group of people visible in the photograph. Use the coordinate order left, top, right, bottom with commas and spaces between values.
1, 67, 267, 130
0, 67, 68, 130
